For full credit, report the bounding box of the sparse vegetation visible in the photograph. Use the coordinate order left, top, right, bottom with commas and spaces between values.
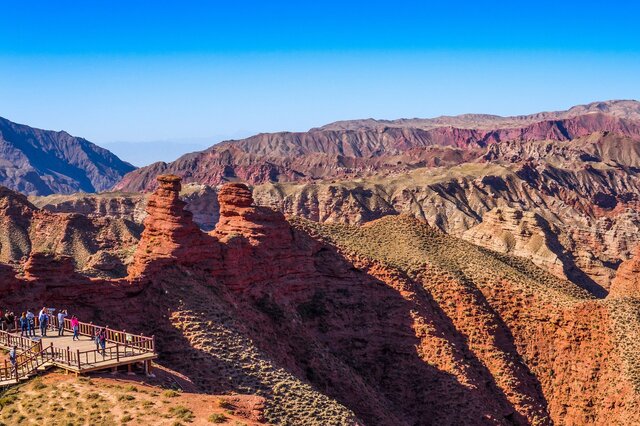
208, 413, 228, 423
168, 405, 194, 422
0, 374, 256, 425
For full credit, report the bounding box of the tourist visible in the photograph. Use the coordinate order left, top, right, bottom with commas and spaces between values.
4, 311, 15, 332
57, 309, 68, 336
26, 310, 35, 337
71, 316, 80, 341
19, 312, 28, 337
38, 307, 48, 336
94, 327, 101, 351
9, 345, 17, 375
99, 327, 107, 356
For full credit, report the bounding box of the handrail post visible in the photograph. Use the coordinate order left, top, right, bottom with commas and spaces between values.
116, 343, 120, 363
151, 335, 156, 352
76, 349, 81, 370
67, 346, 71, 365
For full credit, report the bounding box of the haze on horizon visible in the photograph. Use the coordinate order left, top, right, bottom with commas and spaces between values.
1, 0, 639, 166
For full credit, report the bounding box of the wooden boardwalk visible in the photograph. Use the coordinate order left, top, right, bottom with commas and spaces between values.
0, 317, 157, 386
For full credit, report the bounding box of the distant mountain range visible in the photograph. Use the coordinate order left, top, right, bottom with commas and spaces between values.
0, 116, 135, 195
114, 99, 640, 191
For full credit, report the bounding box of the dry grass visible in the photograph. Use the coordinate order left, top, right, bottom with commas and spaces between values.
291, 214, 592, 308
0, 374, 261, 425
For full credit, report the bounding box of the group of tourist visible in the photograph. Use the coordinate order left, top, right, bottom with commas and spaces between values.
2, 306, 111, 376
0, 307, 80, 340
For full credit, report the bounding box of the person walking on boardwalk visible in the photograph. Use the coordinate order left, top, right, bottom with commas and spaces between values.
94, 327, 101, 351
26, 309, 35, 337
71, 316, 80, 341
38, 307, 49, 336
57, 309, 68, 336
19, 313, 28, 337
99, 327, 107, 356
9, 345, 17, 376
96, 327, 107, 356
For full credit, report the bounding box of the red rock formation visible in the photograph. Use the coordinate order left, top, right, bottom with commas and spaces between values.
214, 183, 290, 243
211, 183, 301, 292
128, 175, 219, 278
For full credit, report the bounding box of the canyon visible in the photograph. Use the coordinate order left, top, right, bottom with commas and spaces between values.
35, 102, 640, 293
1, 175, 640, 424
2, 100, 640, 424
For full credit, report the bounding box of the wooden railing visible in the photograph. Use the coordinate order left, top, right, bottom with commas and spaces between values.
46, 341, 151, 370
45, 315, 156, 353
1, 343, 53, 383
0, 330, 37, 353
0, 312, 157, 380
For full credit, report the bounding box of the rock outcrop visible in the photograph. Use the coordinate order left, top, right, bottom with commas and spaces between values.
0, 185, 140, 277
128, 175, 219, 278
214, 183, 290, 244
463, 207, 566, 278
23, 252, 77, 281
609, 246, 640, 298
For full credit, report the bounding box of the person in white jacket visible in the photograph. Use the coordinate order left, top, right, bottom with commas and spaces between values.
57, 310, 68, 336
38, 307, 49, 337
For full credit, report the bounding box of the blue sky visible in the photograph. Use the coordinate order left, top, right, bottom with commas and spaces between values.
0, 1, 639, 164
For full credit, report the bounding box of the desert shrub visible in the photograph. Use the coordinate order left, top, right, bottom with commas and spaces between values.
31, 378, 47, 390
168, 405, 194, 422
118, 394, 135, 402
208, 413, 228, 423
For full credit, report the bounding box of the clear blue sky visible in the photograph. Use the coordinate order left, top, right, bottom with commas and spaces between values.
0, 1, 639, 155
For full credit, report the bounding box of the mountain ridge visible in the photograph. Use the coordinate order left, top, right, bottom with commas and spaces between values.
0, 116, 135, 195
114, 100, 640, 193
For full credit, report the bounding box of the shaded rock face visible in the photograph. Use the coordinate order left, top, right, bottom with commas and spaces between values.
24, 252, 76, 282
0, 116, 135, 195
128, 175, 220, 277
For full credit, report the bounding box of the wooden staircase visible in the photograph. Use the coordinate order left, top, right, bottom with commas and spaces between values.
0, 339, 55, 387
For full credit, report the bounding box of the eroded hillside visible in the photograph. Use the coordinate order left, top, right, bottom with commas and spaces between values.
2, 176, 640, 425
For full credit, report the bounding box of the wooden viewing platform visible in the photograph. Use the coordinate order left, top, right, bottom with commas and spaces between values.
0, 316, 157, 386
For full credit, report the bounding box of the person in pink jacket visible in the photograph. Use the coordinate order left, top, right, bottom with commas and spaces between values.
70, 316, 80, 341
